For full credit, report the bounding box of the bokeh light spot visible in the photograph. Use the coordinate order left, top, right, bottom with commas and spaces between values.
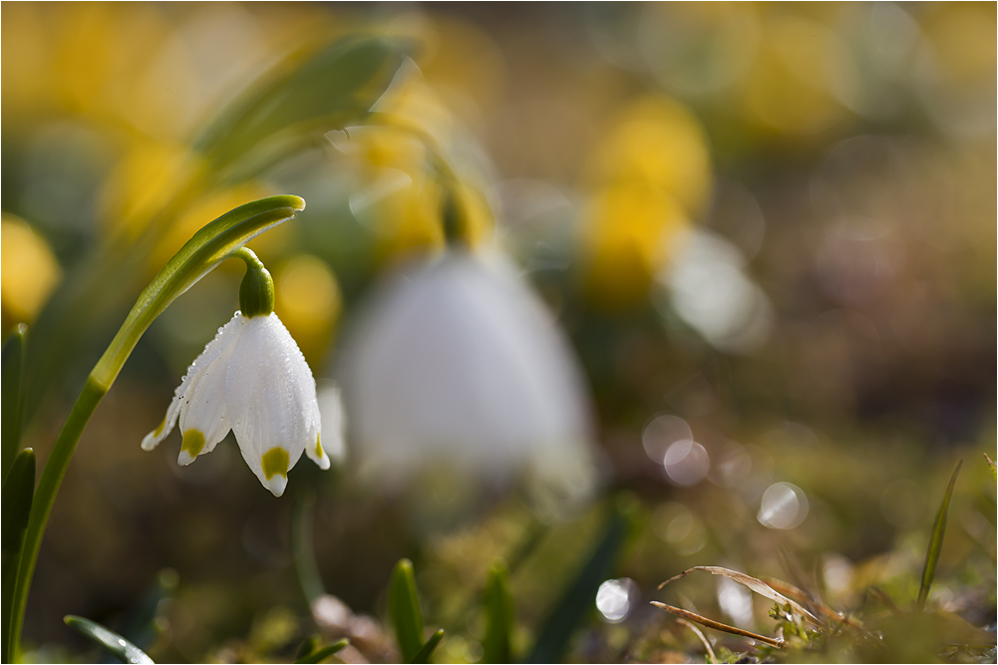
757, 482, 809, 529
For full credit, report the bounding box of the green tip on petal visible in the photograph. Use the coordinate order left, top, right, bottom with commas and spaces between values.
315, 434, 323, 459
262, 447, 290, 480
180, 429, 206, 463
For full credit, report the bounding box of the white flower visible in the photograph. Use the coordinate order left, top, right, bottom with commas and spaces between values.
141, 311, 335, 497
338, 250, 599, 511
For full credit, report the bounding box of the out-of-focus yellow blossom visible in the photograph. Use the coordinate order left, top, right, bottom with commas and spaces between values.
371, 173, 447, 265
348, 80, 494, 264
921, 4, 996, 85
275, 255, 342, 368
1, 4, 54, 120
739, 15, 854, 136
586, 96, 712, 215
99, 139, 202, 242
1, 215, 62, 325
579, 184, 690, 310
579, 95, 707, 309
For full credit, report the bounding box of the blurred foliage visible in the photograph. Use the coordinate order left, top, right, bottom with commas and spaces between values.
1, 2, 994, 663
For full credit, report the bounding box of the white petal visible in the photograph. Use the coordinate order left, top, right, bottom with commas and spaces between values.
309, 385, 346, 470
176, 322, 243, 465
227, 313, 314, 496
141, 312, 246, 453
339, 253, 593, 484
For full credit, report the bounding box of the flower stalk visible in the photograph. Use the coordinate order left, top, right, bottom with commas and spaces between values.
6, 195, 305, 662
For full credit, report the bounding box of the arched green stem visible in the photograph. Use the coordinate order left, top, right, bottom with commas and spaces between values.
6, 195, 305, 662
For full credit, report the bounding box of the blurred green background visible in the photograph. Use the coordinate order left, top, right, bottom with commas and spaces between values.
1, 3, 994, 663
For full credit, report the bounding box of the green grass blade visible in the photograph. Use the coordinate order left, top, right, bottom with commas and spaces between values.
984, 453, 997, 484
409, 629, 444, 664
389, 559, 425, 662
2, 448, 34, 663
64, 615, 154, 664
526, 496, 638, 663
916, 460, 962, 611
294, 638, 349, 664
1, 325, 27, 482
483, 561, 514, 664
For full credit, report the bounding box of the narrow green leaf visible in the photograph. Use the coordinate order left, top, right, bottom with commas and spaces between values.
2, 448, 34, 663
294, 634, 319, 661
916, 460, 962, 611
294, 638, 349, 664
526, 496, 639, 663
1, 325, 27, 482
389, 558, 424, 662
984, 453, 997, 484
482, 561, 514, 664
197, 36, 411, 177
64, 615, 154, 664
409, 629, 444, 664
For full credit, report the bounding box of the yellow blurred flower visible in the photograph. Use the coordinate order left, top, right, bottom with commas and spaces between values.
99, 139, 201, 242
579, 184, 690, 310
369, 172, 447, 265
1, 215, 62, 325
275, 255, 342, 368
587, 95, 712, 215
738, 14, 854, 135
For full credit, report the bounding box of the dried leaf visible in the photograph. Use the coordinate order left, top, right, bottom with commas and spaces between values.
764, 577, 876, 640
651, 602, 784, 648
658, 566, 821, 626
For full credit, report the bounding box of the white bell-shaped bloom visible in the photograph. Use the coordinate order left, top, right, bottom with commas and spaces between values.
338, 250, 598, 511
142, 311, 336, 497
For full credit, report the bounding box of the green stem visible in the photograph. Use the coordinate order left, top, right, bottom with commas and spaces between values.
7, 195, 304, 662
9, 377, 104, 660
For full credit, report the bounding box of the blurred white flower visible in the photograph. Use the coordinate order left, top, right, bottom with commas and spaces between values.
142, 311, 337, 496
339, 250, 598, 510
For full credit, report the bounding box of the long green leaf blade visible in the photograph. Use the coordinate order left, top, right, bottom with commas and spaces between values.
294, 638, 349, 664
64, 615, 154, 664
409, 629, 444, 664
916, 460, 962, 611
389, 558, 424, 662
482, 561, 514, 664
526, 496, 638, 663
197, 36, 410, 176
1, 325, 27, 482
2, 448, 34, 663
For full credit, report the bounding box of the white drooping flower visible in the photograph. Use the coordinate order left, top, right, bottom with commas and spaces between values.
339, 250, 599, 513
142, 311, 334, 497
